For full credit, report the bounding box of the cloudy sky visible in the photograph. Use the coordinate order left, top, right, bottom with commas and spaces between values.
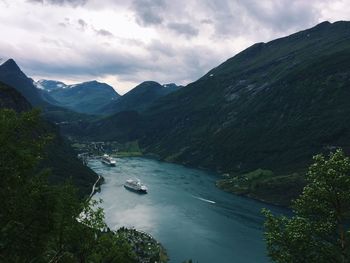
0, 0, 349, 94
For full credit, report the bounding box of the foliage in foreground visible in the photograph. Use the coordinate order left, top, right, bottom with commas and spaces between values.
0, 109, 136, 262
263, 149, 350, 263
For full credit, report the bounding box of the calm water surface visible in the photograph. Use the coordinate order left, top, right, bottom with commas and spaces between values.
89, 157, 284, 263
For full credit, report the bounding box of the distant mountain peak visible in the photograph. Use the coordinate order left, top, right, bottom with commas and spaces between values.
35, 78, 120, 114
139, 80, 161, 86
315, 20, 331, 27
0, 59, 22, 73
0, 59, 46, 106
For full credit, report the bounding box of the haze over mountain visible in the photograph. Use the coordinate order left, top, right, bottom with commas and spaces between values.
35, 79, 120, 115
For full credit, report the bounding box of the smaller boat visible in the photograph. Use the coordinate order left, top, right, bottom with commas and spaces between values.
124, 179, 148, 193
101, 154, 116, 166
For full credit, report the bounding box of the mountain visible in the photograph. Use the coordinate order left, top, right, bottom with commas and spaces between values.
0, 60, 95, 123
0, 59, 46, 106
35, 79, 120, 115
0, 81, 98, 196
62, 21, 350, 205
99, 81, 182, 115
34, 79, 67, 91
139, 21, 350, 173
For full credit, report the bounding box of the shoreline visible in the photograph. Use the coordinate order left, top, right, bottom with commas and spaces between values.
89, 174, 102, 199
87, 161, 169, 262
115, 154, 294, 208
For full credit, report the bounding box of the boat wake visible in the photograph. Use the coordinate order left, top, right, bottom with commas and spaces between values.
192, 195, 216, 204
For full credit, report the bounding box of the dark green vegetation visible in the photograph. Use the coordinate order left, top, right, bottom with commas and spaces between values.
42, 122, 98, 195
0, 81, 97, 196
0, 81, 31, 112
62, 110, 141, 142
263, 149, 350, 263
216, 169, 305, 206
62, 21, 350, 206
37, 80, 120, 115
3, 21, 350, 207
99, 81, 182, 115
140, 21, 350, 173
0, 108, 169, 262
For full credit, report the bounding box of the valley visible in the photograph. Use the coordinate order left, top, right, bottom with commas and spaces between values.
2, 21, 350, 207
1, 15, 350, 262
52, 21, 350, 207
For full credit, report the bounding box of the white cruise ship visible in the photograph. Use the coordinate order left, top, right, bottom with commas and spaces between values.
124, 179, 148, 193
101, 154, 116, 166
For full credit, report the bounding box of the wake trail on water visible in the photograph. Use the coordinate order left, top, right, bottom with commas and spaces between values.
192, 195, 216, 204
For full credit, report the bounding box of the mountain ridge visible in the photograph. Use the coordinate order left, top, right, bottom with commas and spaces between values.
63, 20, 350, 176
99, 80, 182, 115
0, 59, 47, 106
35, 79, 120, 115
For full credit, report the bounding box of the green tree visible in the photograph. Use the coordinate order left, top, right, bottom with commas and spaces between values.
0, 109, 137, 262
263, 149, 350, 263
0, 109, 54, 261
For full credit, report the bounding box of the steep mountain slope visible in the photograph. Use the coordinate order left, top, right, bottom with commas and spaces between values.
99, 81, 182, 114
0, 81, 98, 196
64, 21, 350, 178
36, 80, 120, 114
139, 21, 350, 174
0, 81, 31, 112
0, 59, 46, 106
62, 110, 141, 142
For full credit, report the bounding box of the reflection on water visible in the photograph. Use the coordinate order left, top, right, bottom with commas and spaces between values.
108, 204, 156, 230
90, 157, 284, 263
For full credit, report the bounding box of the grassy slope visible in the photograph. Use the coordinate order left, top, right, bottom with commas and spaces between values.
216, 169, 305, 206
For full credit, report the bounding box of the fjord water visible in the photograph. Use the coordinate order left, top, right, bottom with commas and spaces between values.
89, 158, 284, 263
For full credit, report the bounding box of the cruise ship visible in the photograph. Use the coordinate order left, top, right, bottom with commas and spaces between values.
124, 179, 148, 193
101, 154, 116, 166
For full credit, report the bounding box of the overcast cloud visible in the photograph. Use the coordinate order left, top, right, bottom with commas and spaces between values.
0, 0, 349, 93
